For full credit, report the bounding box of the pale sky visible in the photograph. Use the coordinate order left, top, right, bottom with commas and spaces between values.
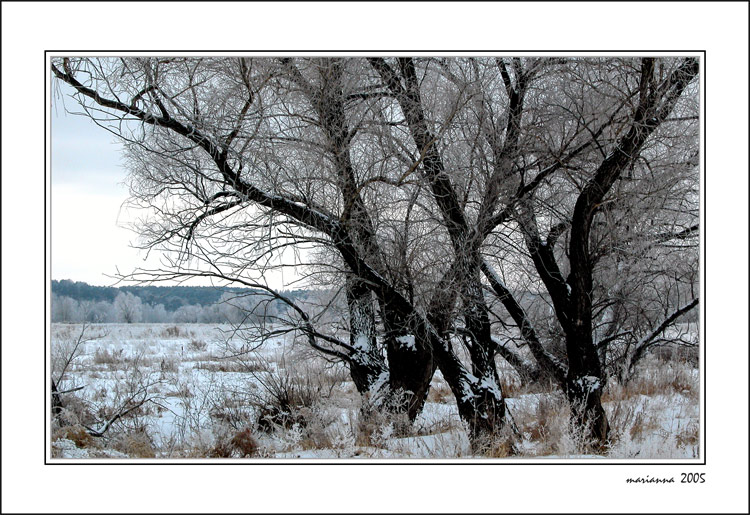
51, 82, 147, 286
50, 80, 300, 289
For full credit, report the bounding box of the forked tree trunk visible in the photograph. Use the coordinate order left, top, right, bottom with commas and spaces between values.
345, 275, 436, 426
436, 340, 507, 452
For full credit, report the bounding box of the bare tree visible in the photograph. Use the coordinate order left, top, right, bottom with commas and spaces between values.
477, 57, 700, 446
113, 291, 143, 324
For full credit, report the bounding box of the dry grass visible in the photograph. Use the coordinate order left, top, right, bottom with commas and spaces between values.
162, 326, 184, 338
426, 383, 453, 404
511, 394, 571, 456
50, 323, 699, 459
480, 426, 518, 458
93, 347, 124, 365
604, 356, 698, 403
53, 425, 96, 449
188, 339, 208, 352
193, 360, 268, 373
112, 430, 157, 458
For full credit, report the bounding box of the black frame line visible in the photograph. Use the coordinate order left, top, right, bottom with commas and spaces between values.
44, 49, 707, 466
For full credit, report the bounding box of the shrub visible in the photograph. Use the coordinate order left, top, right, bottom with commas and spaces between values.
54, 424, 96, 449
250, 362, 339, 433
230, 428, 259, 457
113, 430, 157, 458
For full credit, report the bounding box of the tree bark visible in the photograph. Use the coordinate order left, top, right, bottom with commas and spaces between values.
51, 378, 64, 418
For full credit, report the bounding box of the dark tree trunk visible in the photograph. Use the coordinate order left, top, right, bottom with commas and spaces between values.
387, 347, 435, 421
382, 299, 436, 421
564, 327, 610, 447
460, 278, 508, 451
566, 379, 609, 449
51, 378, 64, 419
430, 327, 506, 451
345, 277, 388, 396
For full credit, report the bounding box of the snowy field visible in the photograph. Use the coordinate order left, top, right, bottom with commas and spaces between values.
49, 323, 700, 460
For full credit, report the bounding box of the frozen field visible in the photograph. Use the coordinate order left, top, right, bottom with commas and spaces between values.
49, 323, 700, 460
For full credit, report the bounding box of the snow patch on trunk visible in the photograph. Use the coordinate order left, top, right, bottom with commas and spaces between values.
574, 375, 602, 393
354, 334, 370, 350
395, 334, 416, 351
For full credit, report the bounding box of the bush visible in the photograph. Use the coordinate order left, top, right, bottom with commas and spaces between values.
230, 428, 259, 457
250, 362, 340, 433
113, 429, 157, 458
54, 425, 96, 449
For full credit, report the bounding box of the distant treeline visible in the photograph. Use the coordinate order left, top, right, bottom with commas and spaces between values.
51, 279, 310, 324
52, 280, 307, 311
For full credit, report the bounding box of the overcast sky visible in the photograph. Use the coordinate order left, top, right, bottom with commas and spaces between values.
51, 83, 146, 286
50, 80, 301, 289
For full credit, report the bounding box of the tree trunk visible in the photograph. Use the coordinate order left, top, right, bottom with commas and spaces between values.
346, 277, 389, 396
439, 351, 507, 452
385, 330, 435, 420
566, 378, 609, 450
424, 325, 507, 453
375, 293, 435, 421
51, 378, 64, 418
565, 328, 610, 449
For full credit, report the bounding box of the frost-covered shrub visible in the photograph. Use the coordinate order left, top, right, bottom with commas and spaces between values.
251, 362, 340, 432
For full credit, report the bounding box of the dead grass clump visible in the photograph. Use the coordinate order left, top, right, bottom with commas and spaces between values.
426, 383, 453, 404
230, 428, 259, 457
530, 396, 565, 443
162, 326, 183, 338
53, 395, 97, 428
252, 363, 340, 433
675, 423, 699, 448
499, 376, 524, 398
159, 357, 179, 374
605, 400, 637, 445
188, 339, 208, 352
511, 394, 571, 456
299, 426, 334, 451
208, 393, 254, 429
54, 425, 96, 449
352, 393, 412, 448
208, 438, 233, 458
113, 430, 156, 458
625, 410, 665, 443
604, 359, 698, 403
480, 426, 518, 458
207, 428, 260, 458
93, 347, 123, 365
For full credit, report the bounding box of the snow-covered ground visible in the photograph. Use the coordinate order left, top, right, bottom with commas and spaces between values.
49, 323, 700, 460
